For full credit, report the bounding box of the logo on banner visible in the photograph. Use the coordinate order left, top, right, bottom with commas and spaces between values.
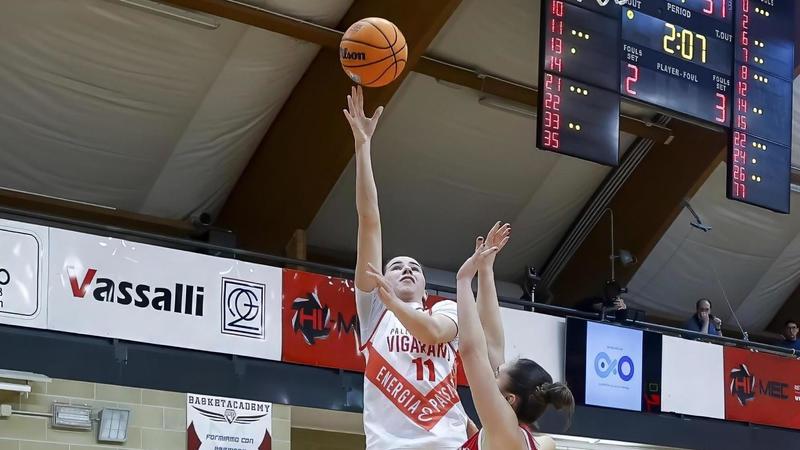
0, 268, 8, 299
221, 277, 266, 339
190, 406, 268, 425
290, 291, 359, 345
729, 363, 791, 406
0, 227, 43, 319
66, 267, 205, 316
187, 393, 272, 450
594, 352, 635, 381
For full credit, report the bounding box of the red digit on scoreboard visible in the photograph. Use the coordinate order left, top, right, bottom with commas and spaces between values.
625, 64, 639, 96
737, 80, 747, 97
734, 182, 746, 199
733, 131, 746, 147
544, 92, 562, 111
552, 0, 564, 17
551, 18, 563, 35
714, 93, 727, 123
551, 37, 563, 55
733, 165, 746, 182
549, 56, 563, 72
737, 97, 747, 113
543, 130, 560, 149
703, 0, 713, 15
733, 148, 746, 165
737, 115, 748, 130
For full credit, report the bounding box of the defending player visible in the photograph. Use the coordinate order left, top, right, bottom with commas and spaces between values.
456, 226, 574, 450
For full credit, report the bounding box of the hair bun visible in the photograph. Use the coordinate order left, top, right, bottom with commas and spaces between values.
541, 382, 575, 413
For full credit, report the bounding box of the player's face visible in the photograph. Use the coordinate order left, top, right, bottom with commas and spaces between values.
384, 256, 426, 302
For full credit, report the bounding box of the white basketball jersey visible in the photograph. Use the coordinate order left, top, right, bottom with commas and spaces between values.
357, 290, 468, 450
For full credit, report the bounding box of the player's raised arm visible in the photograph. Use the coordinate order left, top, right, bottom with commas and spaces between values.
343, 85, 385, 294
477, 222, 511, 372
457, 238, 522, 450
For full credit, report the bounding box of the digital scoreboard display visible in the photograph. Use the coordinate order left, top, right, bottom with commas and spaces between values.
537, 0, 794, 213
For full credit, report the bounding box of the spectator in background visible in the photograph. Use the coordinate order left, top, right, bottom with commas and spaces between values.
777, 320, 800, 351
576, 281, 627, 321
684, 298, 722, 336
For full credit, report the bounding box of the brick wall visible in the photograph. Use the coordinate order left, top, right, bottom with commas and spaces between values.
0, 378, 291, 450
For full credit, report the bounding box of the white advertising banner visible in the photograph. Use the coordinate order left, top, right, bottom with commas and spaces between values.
661, 335, 725, 419
0, 218, 48, 329
47, 228, 282, 360
584, 321, 643, 411
502, 309, 566, 382
187, 393, 272, 450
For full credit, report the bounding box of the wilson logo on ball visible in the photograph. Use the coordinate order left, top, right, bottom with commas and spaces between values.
340, 48, 367, 61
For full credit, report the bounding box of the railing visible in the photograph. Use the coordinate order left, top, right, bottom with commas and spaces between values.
1, 204, 795, 358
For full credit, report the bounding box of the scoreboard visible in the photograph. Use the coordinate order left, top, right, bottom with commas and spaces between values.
537, 0, 795, 213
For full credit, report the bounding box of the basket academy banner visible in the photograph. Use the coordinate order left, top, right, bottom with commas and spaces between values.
0, 218, 48, 329
47, 228, 282, 361
281, 269, 365, 372
187, 393, 271, 450
724, 346, 800, 429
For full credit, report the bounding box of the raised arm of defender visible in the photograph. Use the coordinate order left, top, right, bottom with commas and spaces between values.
457, 236, 524, 450
477, 222, 511, 372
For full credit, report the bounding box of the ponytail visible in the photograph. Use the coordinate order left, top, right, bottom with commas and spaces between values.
505, 359, 575, 428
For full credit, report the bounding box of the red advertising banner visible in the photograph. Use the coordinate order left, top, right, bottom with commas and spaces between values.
281, 269, 365, 372
724, 346, 800, 429
282, 273, 468, 385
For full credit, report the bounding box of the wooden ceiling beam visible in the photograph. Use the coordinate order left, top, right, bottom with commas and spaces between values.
548, 119, 727, 305
162, 0, 673, 143
209, 0, 464, 253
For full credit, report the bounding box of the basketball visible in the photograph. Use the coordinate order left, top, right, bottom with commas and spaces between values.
340, 18, 408, 88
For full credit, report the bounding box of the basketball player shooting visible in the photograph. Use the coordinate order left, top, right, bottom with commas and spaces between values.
344, 85, 472, 450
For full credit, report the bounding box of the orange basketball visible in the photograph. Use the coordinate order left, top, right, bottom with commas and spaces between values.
340, 18, 408, 88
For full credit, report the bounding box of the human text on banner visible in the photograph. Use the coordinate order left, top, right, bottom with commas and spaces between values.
47, 228, 282, 360
724, 346, 800, 429
187, 393, 271, 450
281, 269, 365, 372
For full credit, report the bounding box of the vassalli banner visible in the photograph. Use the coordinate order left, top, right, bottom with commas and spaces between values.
724, 347, 800, 429
47, 228, 283, 361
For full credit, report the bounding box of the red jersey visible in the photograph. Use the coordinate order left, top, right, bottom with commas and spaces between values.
459, 427, 538, 450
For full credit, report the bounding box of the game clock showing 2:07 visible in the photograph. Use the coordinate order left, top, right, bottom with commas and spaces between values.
537, 0, 794, 213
